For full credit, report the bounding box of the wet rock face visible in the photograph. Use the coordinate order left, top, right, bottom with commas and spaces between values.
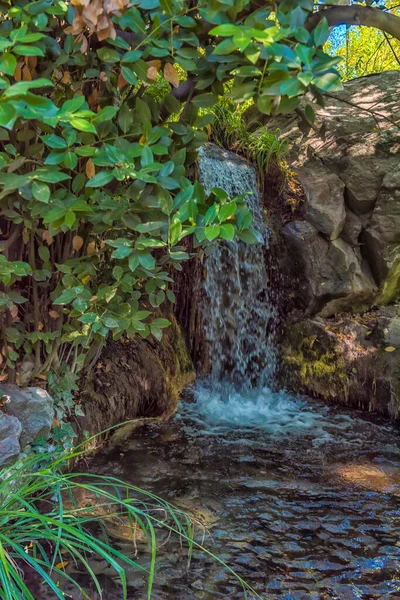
267, 70, 400, 315
280, 306, 400, 419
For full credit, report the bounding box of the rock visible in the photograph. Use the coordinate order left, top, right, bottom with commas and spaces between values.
0, 385, 54, 448
0, 414, 21, 466
81, 312, 195, 442
341, 208, 362, 246
282, 220, 377, 317
298, 159, 346, 240
266, 71, 400, 308
280, 307, 400, 419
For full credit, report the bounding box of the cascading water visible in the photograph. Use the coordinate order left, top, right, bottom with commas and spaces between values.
197, 144, 277, 387
184, 144, 320, 434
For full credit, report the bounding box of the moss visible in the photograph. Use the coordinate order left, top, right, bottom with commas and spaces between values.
378, 246, 400, 305
282, 326, 349, 399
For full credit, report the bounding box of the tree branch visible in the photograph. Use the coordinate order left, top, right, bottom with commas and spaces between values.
307, 5, 400, 42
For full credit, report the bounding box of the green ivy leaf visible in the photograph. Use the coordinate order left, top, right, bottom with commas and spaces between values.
32, 181, 50, 203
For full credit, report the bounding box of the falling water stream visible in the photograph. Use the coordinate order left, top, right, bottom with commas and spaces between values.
85, 146, 400, 599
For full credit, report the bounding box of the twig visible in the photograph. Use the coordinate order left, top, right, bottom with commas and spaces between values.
324, 92, 400, 130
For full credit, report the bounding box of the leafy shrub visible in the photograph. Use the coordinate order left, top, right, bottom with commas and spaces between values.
0, 0, 340, 398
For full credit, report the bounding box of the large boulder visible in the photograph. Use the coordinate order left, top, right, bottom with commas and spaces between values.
280, 306, 400, 419
0, 414, 21, 466
265, 71, 400, 315
0, 385, 54, 448
298, 159, 346, 240
282, 220, 376, 317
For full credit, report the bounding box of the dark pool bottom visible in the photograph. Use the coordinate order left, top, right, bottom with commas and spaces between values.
86, 393, 400, 600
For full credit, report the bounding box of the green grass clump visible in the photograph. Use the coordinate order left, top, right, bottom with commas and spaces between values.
0, 429, 262, 600
210, 99, 287, 182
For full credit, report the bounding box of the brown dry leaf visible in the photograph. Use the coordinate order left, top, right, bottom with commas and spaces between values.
97, 362, 103, 370
105, 361, 112, 372
22, 66, 32, 81
0, 374, 8, 382
49, 310, 60, 320
14, 63, 22, 81
85, 159, 95, 179
87, 241, 97, 255
118, 71, 128, 89
0, 355, 3, 366
52, 417, 60, 428
27, 56, 38, 69
42, 230, 53, 245
72, 235, 84, 251
164, 62, 179, 88
100, 71, 108, 82
38, 322, 44, 331
147, 66, 158, 82
62, 71, 71, 85
36, 373, 47, 381
10, 304, 18, 319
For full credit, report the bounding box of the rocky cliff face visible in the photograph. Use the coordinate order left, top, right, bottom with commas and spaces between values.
267, 70, 400, 316
268, 71, 400, 418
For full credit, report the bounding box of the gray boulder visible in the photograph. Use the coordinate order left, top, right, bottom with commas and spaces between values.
0, 385, 54, 448
282, 220, 377, 317
0, 415, 21, 467
298, 159, 346, 240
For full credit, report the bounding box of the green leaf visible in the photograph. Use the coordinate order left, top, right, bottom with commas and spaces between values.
112, 246, 132, 259
0, 53, 16, 76
209, 24, 241, 36
78, 312, 97, 324
103, 316, 119, 328
69, 118, 97, 134
86, 170, 115, 188
64, 210, 76, 228
33, 169, 71, 183
32, 181, 50, 203
97, 48, 120, 63
152, 318, 170, 329
169, 219, 182, 247
219, 202, 236, 221
313, 17, 329, 47
13, 45, 45, 56
38, 246, 50, 261
220, 223, 235, 241
53, 288, 77, 305
205, 224, 220, 241
237, 229, 262, 244
0, 104, 17, 130
118, 103, 133, 134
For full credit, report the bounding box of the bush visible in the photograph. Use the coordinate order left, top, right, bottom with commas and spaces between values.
0, 1, 263, 419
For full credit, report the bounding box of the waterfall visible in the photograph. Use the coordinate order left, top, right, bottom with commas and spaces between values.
179, 144, 324, 433
197, 144, 277, 389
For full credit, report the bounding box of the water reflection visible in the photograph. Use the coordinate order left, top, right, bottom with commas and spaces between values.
87, 395, 400, 599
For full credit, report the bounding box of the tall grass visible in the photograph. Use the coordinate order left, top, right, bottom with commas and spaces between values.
210, 100, 288, 183
0, 436, 263, 600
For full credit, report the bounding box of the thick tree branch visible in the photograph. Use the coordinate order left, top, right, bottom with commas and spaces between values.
307, 5, 400, 42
